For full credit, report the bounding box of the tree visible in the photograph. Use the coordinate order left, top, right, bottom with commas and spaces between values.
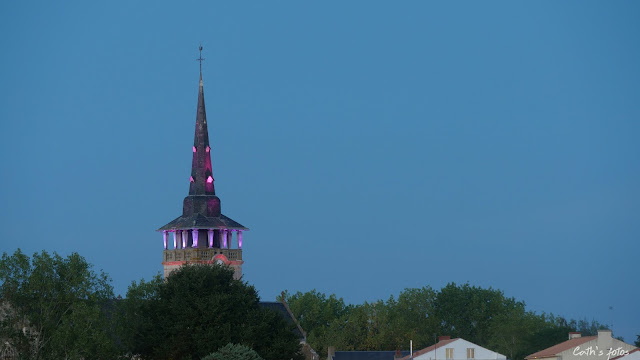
0, 249, 117, 360
201, 343, 264, 360
282, 284, 614, 360
122, 264, 302, 360
280, 289, 348, 358
114, 274, 163, 357
390, 287, 439, 349
634, 334, 640, 347
488, 309, 549, 360
435, 283, 524, 346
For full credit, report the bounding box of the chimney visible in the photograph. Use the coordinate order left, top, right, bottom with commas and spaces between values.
328, 346, 336, 360
439, 336, 451, 342
569, 332, 581, 340
597, 329, 612, 339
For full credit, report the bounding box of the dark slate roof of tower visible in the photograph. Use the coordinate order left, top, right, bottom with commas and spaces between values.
190, 73, 215, 196
157, 71, 247, 232
159, 213, 246, 230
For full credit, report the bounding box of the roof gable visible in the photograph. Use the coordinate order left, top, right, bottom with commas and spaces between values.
397, 338, 459, 360
525, 336, 597, 359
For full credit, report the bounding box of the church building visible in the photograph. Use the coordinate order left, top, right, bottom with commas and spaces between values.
157, 61, 248, 280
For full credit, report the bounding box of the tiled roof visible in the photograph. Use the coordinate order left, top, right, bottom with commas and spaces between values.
525, 336, 597, 359
397, 338, 458, 360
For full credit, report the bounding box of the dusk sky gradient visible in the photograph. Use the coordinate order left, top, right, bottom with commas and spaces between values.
1, 1, 638, 343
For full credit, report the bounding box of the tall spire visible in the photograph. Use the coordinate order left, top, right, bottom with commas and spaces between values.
157, 48, 248, 281
158, 47, 248, 228
189, 47, 215, 196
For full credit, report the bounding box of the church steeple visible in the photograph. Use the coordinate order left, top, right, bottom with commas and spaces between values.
158, 47, 248, 280
189, 72, 215, 196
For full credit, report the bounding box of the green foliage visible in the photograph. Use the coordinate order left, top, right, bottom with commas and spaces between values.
114, 274, 163, 355
0, 249, 117, 360
569, 318, 609, 336
435, 283, 521, 345
121, 264, 302, 360
635, 334, 640, 347
201, 343, 264, 360
278, 289, 348, 357
282, 284, 617, 360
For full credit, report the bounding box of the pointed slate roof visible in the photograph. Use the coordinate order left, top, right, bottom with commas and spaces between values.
157, 70, 247, 232
189, 73, 215, 196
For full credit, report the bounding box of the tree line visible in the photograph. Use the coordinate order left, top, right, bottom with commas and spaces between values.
279, 286, 635, 360
1, 249, 638, 360
0, 249, 302, 360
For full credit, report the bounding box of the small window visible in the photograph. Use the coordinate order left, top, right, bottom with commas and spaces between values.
467, 348, 475, 359
446, 348, 454, 359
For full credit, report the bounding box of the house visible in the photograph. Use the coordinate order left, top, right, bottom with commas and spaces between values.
525, 330, 637, 360
611, 349, 640, 360
397, 336, 507, 360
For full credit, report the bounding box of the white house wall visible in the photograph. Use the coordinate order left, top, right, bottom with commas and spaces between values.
414, 339, 507, 360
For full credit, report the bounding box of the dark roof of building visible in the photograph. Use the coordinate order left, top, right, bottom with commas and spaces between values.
332, 351, 410, 360
259, 301, 306, 340
158, 213, 247, 231
525, 336, 596, 359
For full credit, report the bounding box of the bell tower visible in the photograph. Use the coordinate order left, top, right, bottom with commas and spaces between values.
158, 49, 248, 279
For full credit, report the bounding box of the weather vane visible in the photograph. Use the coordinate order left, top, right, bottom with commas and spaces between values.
197, 45, 205, 73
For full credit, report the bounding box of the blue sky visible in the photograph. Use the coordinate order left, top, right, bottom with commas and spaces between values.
1, 1, 638, 343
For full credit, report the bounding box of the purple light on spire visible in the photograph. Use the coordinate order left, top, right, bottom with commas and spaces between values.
189, 176, 194, 183
207, 176, 213, 184
193, 146, 197, 152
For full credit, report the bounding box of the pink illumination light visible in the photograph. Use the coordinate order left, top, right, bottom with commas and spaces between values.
206, 146, 210, 152
193, 146, 197, 152
207, 176, 213, 184
222, 229, 227, 248
189, 176, 194, 183
192, 229, 199, 247
238, 231, 243, 249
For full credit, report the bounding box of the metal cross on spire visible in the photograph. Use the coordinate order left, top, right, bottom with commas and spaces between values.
197, 45, 205, 74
